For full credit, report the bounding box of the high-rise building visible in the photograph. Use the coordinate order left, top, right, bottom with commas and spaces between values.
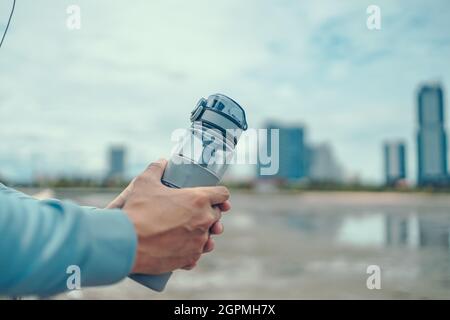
308, 143, 343, 183
108, 145, 126, 179
258, 122, 308, 181
383, 141, 406, 186
417, 84, 448, 186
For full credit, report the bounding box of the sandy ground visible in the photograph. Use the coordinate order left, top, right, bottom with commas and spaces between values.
10, 190, 450, 299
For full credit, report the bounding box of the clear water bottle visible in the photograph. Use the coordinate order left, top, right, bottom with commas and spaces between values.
129, 93, 248, 291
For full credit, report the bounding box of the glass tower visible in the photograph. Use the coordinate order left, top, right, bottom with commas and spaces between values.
258, 122, 308, 181
108, 145, 126, 179
417, 84, 448, 186
383, 141, 406, 186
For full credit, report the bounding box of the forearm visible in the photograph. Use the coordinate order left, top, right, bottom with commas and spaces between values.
0, 192, 137, 296
0, 182, 103, 211
0, 183, 35, 201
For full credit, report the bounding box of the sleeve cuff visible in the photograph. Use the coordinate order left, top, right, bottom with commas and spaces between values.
81, 208, 137, 287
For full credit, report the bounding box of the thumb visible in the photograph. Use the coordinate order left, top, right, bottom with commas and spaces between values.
106, 178, 135, 209
143, 158, 168, 181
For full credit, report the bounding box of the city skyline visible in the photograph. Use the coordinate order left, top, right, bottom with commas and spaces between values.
1, 1, 450, 183
1, 82, 449, 186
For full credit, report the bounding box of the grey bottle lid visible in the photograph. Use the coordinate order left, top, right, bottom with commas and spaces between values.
190, 94, 248, 139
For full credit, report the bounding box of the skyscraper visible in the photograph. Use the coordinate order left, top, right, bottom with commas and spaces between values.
417, 84, 448, 186
108, 145, 126, 180
309, 143, 343, 183
383, 141, 406, 186
258, 122, 308, 181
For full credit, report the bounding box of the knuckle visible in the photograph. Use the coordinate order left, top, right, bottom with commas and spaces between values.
193, 192, 208, 207
195, 233, 208, 248
145, 162, 165, 171
147, 162, 164, 171
217, 186, 230, 199
205, 213, 216, 225
196, 215, 213, 231
197, 224, 209, 234
200, 233, 209, 244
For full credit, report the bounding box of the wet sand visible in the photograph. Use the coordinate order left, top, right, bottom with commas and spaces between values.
46, 191, 450, 299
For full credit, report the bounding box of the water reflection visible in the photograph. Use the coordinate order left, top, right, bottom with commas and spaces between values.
285, 209, 450, 250
281, 205, 450, 298
338, 214, 387, 248
337, 213, 450, 250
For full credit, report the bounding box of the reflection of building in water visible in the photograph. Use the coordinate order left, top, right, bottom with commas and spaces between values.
338, 213, 450, 249
385, 215, 419, 248
418, 218, 450, 248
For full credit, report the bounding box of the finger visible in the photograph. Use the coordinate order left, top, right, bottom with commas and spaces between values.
106, 178, 135, 209
142, 159, 168, 181
106, 193, 126, 209
210, 221, 224, 235
181, 263, 196, 271
197, 186, 230, 205
203, 238, 215, 253
211, 206, 222, 222
218, 200, 231, 212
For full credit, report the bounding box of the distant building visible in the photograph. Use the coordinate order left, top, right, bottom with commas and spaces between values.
308, 143, 343, 183
258, 122, 308, 182
383, 141, 406, 186
108, 146, 126, 180
417, 84, 448, 186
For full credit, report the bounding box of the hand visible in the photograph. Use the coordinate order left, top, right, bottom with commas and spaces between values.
107, 161, 231, 259
107, 159, 231, 274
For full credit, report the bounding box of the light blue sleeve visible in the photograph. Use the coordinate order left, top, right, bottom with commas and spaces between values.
0, 184, 137, 296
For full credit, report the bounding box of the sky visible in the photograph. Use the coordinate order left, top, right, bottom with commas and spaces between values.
0, 0, 450, 183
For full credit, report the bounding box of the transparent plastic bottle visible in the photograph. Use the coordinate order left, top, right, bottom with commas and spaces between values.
129, 93, 248, 291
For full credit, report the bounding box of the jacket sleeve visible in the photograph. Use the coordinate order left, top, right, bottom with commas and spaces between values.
0, 184, 137, 296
